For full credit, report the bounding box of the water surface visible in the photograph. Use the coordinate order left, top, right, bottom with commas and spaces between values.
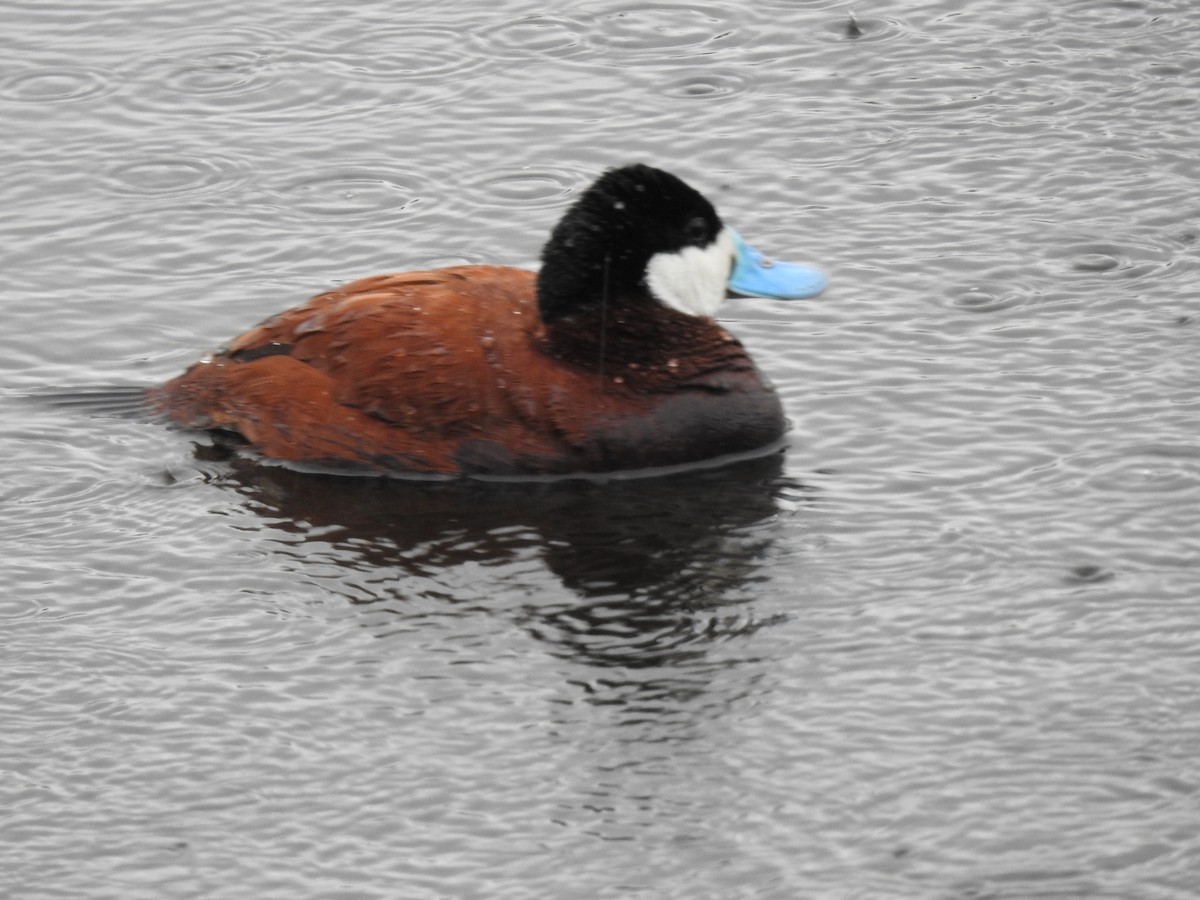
2, 1, 1198, 898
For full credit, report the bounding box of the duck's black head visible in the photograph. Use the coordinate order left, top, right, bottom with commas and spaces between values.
536, 164, 735, 325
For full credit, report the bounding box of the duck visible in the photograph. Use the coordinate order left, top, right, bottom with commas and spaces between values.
149, 163, 826, 478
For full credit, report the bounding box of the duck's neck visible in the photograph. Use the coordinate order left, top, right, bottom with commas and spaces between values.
538, 295, 755, 386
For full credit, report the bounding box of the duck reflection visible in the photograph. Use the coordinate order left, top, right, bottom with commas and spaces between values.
207, 446, 804, 671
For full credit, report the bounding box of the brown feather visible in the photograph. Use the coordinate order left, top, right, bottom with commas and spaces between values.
151, 265, 785, 476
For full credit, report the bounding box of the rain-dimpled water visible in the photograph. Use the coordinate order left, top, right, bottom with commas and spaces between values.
2, 1, 1198, 898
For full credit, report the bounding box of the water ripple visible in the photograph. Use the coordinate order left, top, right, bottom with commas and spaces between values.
269, 165, 429, 221
948, 286, 1021, 313
100, 153, 248, 197
164, 47, 277, 97
749, 119, 908, 171
657, 70, 750, 101
473, 15, 591, 60
945, 274, 1040, 312
462, 165, 592, 210
587, 2, 742, 60
121, 26, 321, 120
816, 14, 911, 44
1082, 444, 1200, 496
0, 66, 116, 103
1049, 237, 1174, 281
326, 26, 489, 83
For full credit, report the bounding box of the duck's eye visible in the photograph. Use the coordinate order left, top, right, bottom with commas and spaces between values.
683, 216, 709, 244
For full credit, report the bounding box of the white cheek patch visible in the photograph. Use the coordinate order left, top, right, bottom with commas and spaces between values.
645, 227, 735, 319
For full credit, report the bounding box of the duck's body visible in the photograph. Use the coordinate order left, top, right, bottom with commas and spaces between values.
152, 165, 805, 478
153, 264, 783, 476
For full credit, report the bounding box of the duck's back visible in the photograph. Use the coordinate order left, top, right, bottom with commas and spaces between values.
152, 265, 785, 476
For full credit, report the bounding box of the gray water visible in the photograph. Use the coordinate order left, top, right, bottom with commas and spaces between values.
2, 1, 1198, 898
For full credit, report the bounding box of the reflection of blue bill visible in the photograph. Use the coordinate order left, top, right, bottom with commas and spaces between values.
729, 228, 828, 300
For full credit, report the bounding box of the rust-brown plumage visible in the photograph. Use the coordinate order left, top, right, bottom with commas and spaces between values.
150, 166, 786, 477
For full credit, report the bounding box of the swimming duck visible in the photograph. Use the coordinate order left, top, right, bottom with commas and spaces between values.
150, 164, 825, 477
